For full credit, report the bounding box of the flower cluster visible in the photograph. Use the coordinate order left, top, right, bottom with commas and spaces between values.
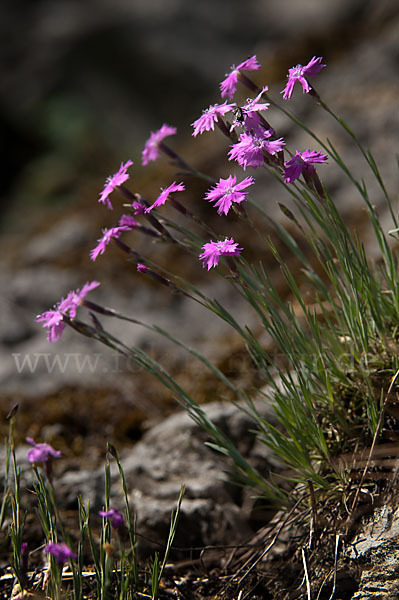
36, 53, 328, 342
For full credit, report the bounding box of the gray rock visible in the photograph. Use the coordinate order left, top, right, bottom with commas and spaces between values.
347, 506, 399, 599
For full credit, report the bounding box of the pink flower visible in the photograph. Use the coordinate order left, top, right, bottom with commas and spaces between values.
90, 224, 132, 261
132, 199, 147, 215
231, 87, 270, 137
205, 174, 254, 215
145, 181, 185, 213
199, 238, 243, 270
26, 438, 61, 464
99, 508, 124, 530
45, 542, 77, 563
58, 281, 101, 318
99, 160, 133, 209
142, 124, 177, 165
283, 149, 328, 183
137, 263, 148, 273
220, 55, 261, 99
281, 56, 325, 100
36, 309, 66, 343
228, 132, 285, 170
191, 101, 236, 137
119, 214, 139, 229
36, 282, 100, 342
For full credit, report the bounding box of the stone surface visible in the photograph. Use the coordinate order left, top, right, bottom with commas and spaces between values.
348, 505, 399, 599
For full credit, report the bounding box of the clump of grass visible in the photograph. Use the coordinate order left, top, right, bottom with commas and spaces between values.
1, 409, 184, 599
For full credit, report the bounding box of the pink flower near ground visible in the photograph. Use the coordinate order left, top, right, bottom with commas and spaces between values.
45, 542, 77, 563
98, 508, 125, 530
137, 263, 148, 273
281, 56, 325, 99
99, 160, 133, 209
283, 149, 328, 183
205, 174, 254, 215
199, 238, 243, 270
228, 132, 285, 170
142, 124, 177, 165
145, 181, 185, 213
26, 438, 61, 464
220, 55, 261, 99
36, 282, 100, 342
191, 101, 236, 137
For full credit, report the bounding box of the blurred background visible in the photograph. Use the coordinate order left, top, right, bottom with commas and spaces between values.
0, 0, 398, 456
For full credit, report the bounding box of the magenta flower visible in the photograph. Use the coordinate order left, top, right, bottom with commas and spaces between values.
58, 281, 101, 318
191, 101, 236, 137
36, 282, 100, 342
283, 149, 328, 183
229, 132, 285, 170
142, 124, 177, 165
199, 238, 243, 270
45, 542, 77, 563
132, 199, 147, 215
232, 87, 270, 136
90, 225, 132, 261
99, 508, 124, 530
99, 160, 133, 209
205, 174, 254, 215
36, 309, 66, 343
119, 214, 139, 229
26, 438, 61, 464
281, 56, 325, 100
145, 181, 185, 213
220, 55, 261, 99
137, 263, 148, 273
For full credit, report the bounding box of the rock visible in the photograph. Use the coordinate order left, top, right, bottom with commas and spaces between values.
347, 505, 399, 599
111, 399, 281, 557
52, 399, 282, 557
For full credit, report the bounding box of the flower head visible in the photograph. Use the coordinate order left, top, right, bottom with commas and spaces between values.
229, 132, 285, 170
119, 214, 139, 229
137, 263, 148, 273
26, 437, 61, 464
205, 174, 254, 215
45, 542, 77, 563
191, 101, 235, 137
199, 238, 243, 270
36, 282, 100, 342
142, 124, 177, 165
99, 160, 133, 209
90, 224, 132, 261
281, 56, 325, 100
232, 87, 270, 136
99, 508, 125, 530
283, 149, 328, 183
220, 55, 260, 99
36, 309, 66, 343
132, 199, 147, 215
145, 181, 185, 213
